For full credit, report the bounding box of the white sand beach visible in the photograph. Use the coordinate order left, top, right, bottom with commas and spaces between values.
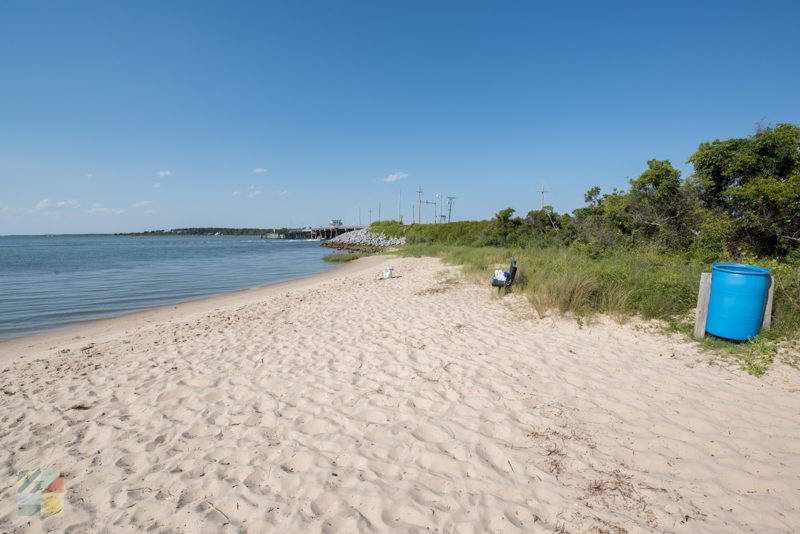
1, 256, 798, 533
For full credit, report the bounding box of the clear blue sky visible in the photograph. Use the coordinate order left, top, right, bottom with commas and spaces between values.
2, 0, 799, 234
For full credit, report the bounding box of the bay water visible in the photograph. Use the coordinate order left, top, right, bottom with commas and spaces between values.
0, 235, 340, 341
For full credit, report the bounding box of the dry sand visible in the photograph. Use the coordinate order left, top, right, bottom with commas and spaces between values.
1, 255, 798, 533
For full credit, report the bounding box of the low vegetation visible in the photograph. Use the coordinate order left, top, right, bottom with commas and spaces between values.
323, 253, 375, 263
376, 122, 800, 375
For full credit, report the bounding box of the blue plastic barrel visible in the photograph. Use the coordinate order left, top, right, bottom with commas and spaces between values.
706, 263, 771, 340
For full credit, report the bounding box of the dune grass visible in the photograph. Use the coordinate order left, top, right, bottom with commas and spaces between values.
322, 253, 375, 263
400, 244, 703, 320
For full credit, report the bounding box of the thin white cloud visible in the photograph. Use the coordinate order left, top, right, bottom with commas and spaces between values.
132, 200, 152, 208
86, 173, 93, 177
248, 185, 257, 190
232, 191, 241, 196
247, 190, 262, 198
382, 172, 409, 183
157, 170, 174, 177
1, 206, 28, 215
34, 199, 80, 212
153, 183, 161, 188
276, 190, 289, 196
86, 203, 124, 215
37, 199, 81, 210
251, 168, 268, 174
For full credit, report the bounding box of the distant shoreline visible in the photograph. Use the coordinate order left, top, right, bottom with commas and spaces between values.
1, 229, 304, 237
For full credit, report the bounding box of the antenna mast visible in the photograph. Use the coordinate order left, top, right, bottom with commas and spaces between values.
536, 181, 549, 210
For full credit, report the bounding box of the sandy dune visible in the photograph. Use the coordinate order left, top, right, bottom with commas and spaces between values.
1, 256, 798, 533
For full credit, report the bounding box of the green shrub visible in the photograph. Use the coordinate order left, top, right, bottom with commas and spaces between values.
323, 253, 374, 263
370, 220, 493, 246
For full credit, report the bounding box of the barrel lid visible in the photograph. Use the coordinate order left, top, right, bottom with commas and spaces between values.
711, 263, 771, 275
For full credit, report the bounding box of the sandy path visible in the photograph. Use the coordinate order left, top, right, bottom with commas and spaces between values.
1, 256, 798, 533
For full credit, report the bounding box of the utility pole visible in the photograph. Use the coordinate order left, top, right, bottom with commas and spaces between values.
417, 187, 423, 224
536, 181, 549, 210
378, 203, 381, 222
368, 209, 372, 225
447, 196, 455, 222
398, 190, 402, 223
415, 187, 439, 223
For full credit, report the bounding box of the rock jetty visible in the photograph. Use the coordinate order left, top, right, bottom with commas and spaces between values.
322, 229, 406, 251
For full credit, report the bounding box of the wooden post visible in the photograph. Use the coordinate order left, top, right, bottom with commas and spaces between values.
761, 275, 775, 332
693, 272, 712, 339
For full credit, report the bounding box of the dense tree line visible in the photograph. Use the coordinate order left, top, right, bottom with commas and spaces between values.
487, 123, 800, 260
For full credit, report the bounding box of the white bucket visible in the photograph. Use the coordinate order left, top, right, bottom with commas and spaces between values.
384, 266, 394, 279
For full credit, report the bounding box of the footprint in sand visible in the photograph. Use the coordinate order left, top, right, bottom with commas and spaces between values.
368, 460, 401, 479
163, 407, 196, 423
156, 386, 194, 403
243, 469, 272, 494
418, 472, 454, 494
253, 398, 279, 413
504, 504, 541, 530
311, 492, 340, 516
416, 451, 467, 478
478, 420, 516, 442
384, 503, 437, 530
299, 418, 332, 435
172, 437, 215, 452
413, 422, 453, 443
281, 451, 315, 473
201, 390, 226, 403
388, 443, 411, 462
177, 486, 206, 508
115, 452, 148, 473
322, 510, 359, 534
182, 424, 220, 439
410, 486, 450, 511
476, 440, 514, 474
353, 409, 387, 424
144, 433, 169, 452
243, 414, 263, 426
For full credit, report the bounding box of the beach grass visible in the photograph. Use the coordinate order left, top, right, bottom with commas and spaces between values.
323, 252, 376, 263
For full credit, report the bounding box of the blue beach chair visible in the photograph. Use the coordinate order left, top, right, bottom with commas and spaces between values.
491, 259, 517, 293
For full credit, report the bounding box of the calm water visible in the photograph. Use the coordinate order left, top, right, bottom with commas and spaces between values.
0, 235, 340, 341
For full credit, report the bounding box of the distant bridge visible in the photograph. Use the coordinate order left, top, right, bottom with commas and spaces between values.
310, 225, 365, 240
